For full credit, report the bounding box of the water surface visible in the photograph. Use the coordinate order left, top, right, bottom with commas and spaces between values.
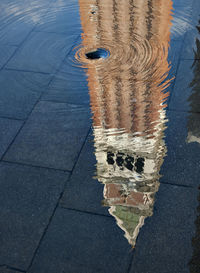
74, 0, 173, 246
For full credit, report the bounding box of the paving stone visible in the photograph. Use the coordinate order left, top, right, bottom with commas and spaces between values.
28, 208, 132, 273
170, 5, 193, 41
40, 34, 89, 104
173, 0, 194, 6
0, 70, 51, 119
0, 117, 23, 158
160, 111, 200, 187
0, 162, 69, 270
60, 132, 109, 216
191, 0, 200, 25
167, 39, 183, 97
35, 0, 82, 35
0, 21, 33, 46
169, 60, 199, 112
0, 45, 16, 69
6, 31, 77, 73
4, 101, 91, 171
129, 183, 198, 273
0, 0, 52, 45
181, 23, 200, 60
41, 66, 89, 105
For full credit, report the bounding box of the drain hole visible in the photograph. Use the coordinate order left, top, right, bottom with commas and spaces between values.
85, 48, 110, 60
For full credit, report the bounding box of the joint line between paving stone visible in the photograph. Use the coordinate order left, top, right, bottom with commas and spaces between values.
127, 249, 136, 273
0, 115, 24, 121
40, 97, 90, 106
59, 206, 112, 218
1, 159, 71, 173
126, 251, 135, 273
4, 60, 62, 152
168, 108, 200, 114
33, 29, 77, 35
0, 264, 26, 273
0, 121, 26, 161
57, 126, 92, 205
26, 172, 72, 271
27, 126, 93, 271
71, 126, 92, 174
4, 67, 52, 75
2, 24, 39, 72
44, 33, 81, 89
13, 33, 81, 124
160, 180, 194, 188
1, 0, 55, 73
0, 46, 19, 73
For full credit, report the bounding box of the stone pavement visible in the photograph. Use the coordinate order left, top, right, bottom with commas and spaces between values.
0, 0, 200, 272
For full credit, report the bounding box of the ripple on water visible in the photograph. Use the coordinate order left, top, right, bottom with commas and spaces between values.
73, 36, 170, 84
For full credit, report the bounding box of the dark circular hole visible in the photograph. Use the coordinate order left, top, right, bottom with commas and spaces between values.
85, 48, 110, 60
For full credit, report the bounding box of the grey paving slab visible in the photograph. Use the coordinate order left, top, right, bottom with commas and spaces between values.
0, 45, 16, 69
35, 0, 82, 35
28, 208, 132, 273
170, 5, 193, 41
180, 0, 200, 59
167, 40, 183, 94
41, 35, 89, 105
0, 70, 51, 119
0, 0, 52, 45
181, 24, 200, 60
0, 21, 34, 46
189, 191, 200, 273
60, 132, 109, 216
160, 111, 200, 187
0, 117, 23, 158
6, 31, 77, 73
190, 0, 200, 25
0, 162, 69, 270
0, 16, 33, 46
4, 101, 91, 171
129, 183, 198, 273
169, 60, 199, 112
41, 64, 89, 105
173, 0, 194, 6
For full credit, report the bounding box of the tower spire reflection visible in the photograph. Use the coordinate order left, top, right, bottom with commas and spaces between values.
77, 0, 173, 246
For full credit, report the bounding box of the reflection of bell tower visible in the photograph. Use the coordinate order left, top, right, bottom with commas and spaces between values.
78, 0, 173, 246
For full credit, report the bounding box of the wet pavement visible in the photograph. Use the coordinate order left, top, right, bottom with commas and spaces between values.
0, 0, 200, 272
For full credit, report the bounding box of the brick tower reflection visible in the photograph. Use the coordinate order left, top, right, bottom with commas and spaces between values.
78, 0, 173, 246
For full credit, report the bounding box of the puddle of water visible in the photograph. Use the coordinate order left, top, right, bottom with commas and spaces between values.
74, 0, 174, 246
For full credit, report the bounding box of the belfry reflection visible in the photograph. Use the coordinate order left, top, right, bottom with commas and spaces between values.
77, 0, 173, 246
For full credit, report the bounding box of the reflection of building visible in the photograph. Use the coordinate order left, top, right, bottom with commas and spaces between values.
187, 21, 200, 273
78, 0, 173, 246
187, 36, 200, 144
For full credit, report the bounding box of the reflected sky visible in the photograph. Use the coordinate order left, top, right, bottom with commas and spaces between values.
76, 0, 173, 246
